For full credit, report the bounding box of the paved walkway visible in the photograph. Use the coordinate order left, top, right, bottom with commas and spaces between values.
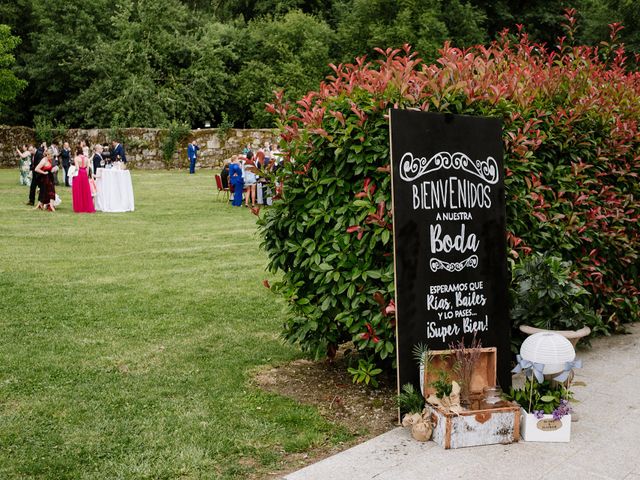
284, 323, 640, 480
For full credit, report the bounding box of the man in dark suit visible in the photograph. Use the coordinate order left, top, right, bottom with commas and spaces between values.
187, 140, 200, 174
27, 142, 46, 205
60, 142, 72, 187
110, 140, 127, 165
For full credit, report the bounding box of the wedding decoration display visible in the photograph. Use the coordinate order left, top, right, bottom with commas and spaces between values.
519, 332, 576, 376
421, 347, 520, 449
508, 332, 582, 442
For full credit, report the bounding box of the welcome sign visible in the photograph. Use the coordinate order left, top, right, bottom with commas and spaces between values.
389, 110, 511, 392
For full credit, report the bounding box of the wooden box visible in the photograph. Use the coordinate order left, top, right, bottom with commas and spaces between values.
423, 347, 520, 449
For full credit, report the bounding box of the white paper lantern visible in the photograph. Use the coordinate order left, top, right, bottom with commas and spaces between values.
520, 332, 575, 375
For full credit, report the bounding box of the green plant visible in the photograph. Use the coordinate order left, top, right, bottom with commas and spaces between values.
510, 253, 607, 346
430, 370, 453, 399
397, 383, 424, 415
504, 379, 573, 417
33, 115, 67, 144
161, 120, 191, 168
125, 137, 151, 150
347, 358, 383, 387
412, 343, 432, 370
108, 122, 125, 144
217, 112, 233, 142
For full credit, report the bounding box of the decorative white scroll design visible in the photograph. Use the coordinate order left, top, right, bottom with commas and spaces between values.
399, 151, 499, 184
429, 255, 479, 273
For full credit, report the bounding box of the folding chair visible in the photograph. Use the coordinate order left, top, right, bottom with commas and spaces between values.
215, 174, 229, 201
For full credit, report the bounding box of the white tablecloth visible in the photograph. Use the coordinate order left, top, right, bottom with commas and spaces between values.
95, 168, 135, 212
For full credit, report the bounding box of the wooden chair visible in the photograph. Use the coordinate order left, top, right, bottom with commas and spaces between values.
215, 174, 229, 201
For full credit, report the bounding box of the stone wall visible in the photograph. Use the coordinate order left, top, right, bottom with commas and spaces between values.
0, 126, 277, 169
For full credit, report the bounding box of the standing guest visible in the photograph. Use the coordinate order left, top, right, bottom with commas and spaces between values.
34, 148, 56, 211
91, 143, 105, 175
60, 142, 72, 186
242, 143, 253, 157
255, 146, 265, 169
271, 144, 283, 173
71, 146, 95, 213
243, 152, 258, 208
27, 142, 46, 206
80, 140, 90, 158
220, 160, 230, 189
187, 140, 200, 174
111, 139, 127, 165
15, 145, 32, 186
50, 141, 60, 185
229, 156, 244, 207
263, 141, 272, 170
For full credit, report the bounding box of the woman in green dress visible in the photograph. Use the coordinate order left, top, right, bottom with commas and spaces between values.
16, 145, 33, 186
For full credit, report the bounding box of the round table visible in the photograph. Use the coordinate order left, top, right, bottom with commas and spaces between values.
95, 168, 135, 212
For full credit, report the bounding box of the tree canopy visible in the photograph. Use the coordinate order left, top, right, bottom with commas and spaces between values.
0, 0, 637, 128
0, 25, 27, 113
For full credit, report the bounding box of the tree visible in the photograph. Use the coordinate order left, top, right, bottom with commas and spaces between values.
333, 0, 485, 62
0, 25, 27, 114
73, 0, 210, 127
13, 0, 112, 126
576, 0, 640, 56
234, 10, 336, 127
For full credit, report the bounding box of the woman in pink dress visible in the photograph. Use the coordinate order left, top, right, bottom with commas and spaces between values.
71, 146, 96, 213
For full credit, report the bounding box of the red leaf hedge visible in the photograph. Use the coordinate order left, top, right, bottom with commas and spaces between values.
260, 13, 639, 372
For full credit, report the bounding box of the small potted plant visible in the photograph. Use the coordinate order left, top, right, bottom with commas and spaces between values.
398, 383, 432, 442
506, 332, 582, 442
505, 374, 574, 442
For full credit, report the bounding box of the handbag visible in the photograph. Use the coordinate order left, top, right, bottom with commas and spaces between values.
89, 177, 97, 197
68, 164, 78, 178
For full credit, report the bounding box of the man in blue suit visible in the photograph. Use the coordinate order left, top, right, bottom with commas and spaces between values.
187, 140, 200, 174
110, 140, 127, 165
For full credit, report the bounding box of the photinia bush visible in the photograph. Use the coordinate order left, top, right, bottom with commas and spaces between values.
258, 10, 639, 379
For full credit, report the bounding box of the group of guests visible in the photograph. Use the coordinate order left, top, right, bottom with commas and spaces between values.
16, 139, 127, 213
220, 142, 282, 207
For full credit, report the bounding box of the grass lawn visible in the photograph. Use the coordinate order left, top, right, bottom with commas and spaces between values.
0, 169, 351, 479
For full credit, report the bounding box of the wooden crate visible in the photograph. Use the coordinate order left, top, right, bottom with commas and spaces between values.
423, 347, 520, 449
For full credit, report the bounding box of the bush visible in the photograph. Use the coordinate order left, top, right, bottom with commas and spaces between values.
161, 121, 191, 168
259, 11, 640, 379
33, 115, 67, 144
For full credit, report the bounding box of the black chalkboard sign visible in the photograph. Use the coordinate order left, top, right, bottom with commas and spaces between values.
389, 109, 511, 393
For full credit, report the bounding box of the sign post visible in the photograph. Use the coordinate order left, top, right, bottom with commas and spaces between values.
390, 110, 511, 394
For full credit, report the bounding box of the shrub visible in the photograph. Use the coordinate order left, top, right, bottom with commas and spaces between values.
161, 120, 191, 168
510, 253, 607, 346
216, 112, 233, 142
259, 11, 640, 379
33, 115, 67, 144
